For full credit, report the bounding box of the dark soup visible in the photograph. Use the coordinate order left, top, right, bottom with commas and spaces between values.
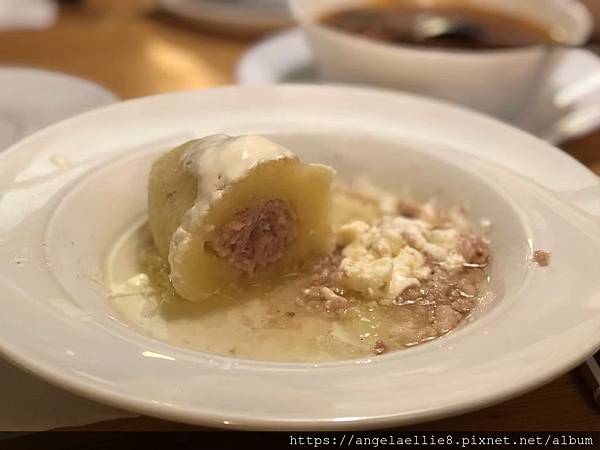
320, 0, 555, 50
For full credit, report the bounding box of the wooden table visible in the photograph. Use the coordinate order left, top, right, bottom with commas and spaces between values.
1, 4, 599, 432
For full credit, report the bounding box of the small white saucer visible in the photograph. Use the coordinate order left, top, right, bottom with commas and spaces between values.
237, 30, 600, 144
0, 68, 117, 151
159, 0, 291, 35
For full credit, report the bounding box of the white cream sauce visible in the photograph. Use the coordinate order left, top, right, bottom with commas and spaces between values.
181, 134, 294, 200
171, 135, 311, 274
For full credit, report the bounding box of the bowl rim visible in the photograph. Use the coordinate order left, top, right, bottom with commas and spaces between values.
287, 0, 594, 57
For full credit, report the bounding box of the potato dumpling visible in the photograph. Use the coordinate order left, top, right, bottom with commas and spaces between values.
148, 135, 335, 302
148, 143, 197, 260
330, 188, 382, 230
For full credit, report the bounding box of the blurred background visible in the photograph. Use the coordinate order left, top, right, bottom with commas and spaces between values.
0, 0, 596, 97
0, 0, 598, 165
0, 0, 276, 98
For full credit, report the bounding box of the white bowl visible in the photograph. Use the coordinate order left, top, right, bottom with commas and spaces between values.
289, 0, 593, 120
580, 0, 600, 38
1, 85, 600, 430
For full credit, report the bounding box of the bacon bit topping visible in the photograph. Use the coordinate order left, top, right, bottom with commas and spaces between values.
321, 287, 350, 313
458, 234, 491, 266
396, 199, 421, 218
372, 340, 387, 355
532, 250, 551, 267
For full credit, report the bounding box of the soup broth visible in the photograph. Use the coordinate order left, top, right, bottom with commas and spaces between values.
106, 184, 493, 362
320, 0, 555, 50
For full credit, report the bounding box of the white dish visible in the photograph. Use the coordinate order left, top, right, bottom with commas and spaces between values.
0, 68, 117, 151
580, 0, 600, 39
1, 85, 600, 430
237, 29, 600, 144
159, 0, 291, 35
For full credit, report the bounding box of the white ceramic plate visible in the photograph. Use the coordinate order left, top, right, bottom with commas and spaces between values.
1, 85, 600, 430
0, 68, 117, 151
159, 0, 291, 35
237, 30, 600, 144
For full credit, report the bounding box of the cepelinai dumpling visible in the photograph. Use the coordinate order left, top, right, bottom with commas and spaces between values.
148, 134, 335, 301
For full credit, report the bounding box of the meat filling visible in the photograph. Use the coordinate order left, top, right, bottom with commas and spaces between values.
458, 234, 491, 266
208, 199, 297, 273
